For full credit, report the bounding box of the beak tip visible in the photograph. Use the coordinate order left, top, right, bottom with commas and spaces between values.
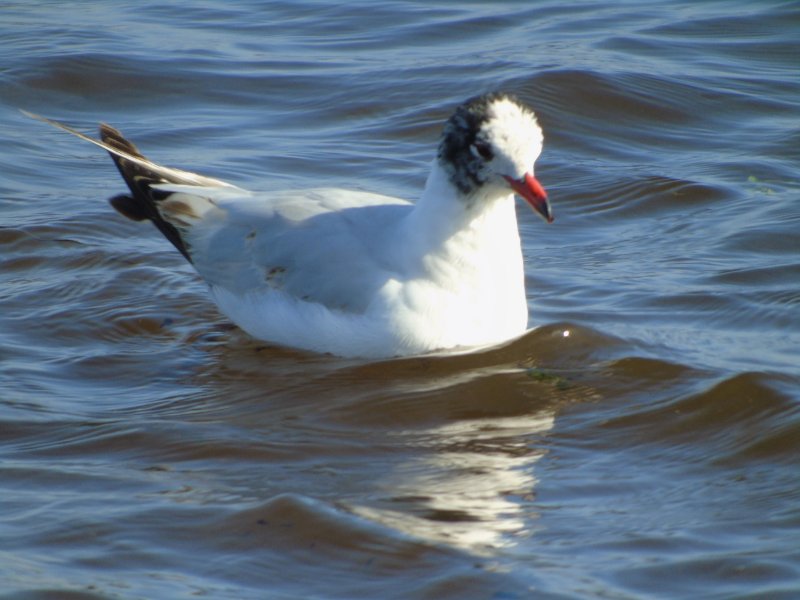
504, 173, 553, 224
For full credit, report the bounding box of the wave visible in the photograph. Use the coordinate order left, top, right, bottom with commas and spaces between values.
590, 368, 800, 465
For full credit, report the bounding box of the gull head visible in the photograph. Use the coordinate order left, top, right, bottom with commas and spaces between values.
438, 92, 552, 223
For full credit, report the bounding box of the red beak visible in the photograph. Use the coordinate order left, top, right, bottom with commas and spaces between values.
504, 173, 553, 223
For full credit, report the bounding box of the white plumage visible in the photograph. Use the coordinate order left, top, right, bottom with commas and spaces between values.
26, 93, 552, 358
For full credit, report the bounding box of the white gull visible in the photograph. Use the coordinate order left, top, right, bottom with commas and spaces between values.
26, 93, 552, 358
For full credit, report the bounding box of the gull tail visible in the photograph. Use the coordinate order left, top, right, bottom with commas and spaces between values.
23, 111, 235, 263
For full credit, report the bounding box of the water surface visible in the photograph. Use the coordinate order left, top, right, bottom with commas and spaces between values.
1, 1, 799, 598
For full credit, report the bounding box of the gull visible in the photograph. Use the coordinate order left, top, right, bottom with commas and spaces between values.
25, 92, 552, 358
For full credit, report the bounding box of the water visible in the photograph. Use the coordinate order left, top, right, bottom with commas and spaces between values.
1, 1, 799, 598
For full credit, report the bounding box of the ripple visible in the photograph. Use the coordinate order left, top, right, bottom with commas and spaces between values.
2, 1, 799, 598
595, 370, 800, 465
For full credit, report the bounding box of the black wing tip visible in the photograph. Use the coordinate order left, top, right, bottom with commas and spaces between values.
25, 111, 196, 265
109, 191, 194, 263
109, 194, 149, 221
99, 123, 145, 159
101, 130, 194, 264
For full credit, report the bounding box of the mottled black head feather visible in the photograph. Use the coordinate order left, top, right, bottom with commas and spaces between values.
437, 92, 525, 195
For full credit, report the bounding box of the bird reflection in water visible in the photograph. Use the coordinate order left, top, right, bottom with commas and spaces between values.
353, 410, 555, 553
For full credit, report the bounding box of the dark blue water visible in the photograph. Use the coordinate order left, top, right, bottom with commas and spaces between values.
1, 1, 798, 598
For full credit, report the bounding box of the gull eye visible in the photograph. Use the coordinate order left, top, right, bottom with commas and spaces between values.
471, 141, 493, 161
